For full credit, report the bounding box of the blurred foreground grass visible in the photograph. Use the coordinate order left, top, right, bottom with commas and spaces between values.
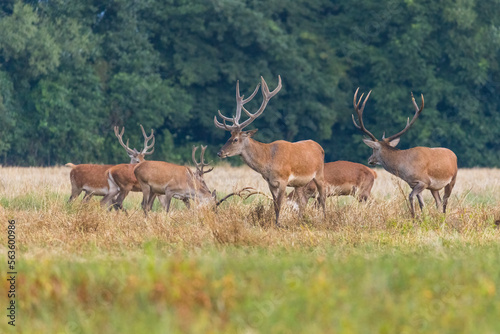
1, 244, 499, 333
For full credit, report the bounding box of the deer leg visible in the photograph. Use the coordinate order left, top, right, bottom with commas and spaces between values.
68, 186, 82, 202
182, 198, 191, 209
312, 178, 326, 217
408, 183, 426, 218
416, 194, 425, 211
146, 190, 157, 212
147, 193, 157, 210
443, 174, 457, 214
163, 195, 173, 213
114, 190, 130, 211
140, 185, 151, 216
82, 192, 93, 203
269, 182, 286, 226
430, 190, 442, 210
101, 187, 120, 210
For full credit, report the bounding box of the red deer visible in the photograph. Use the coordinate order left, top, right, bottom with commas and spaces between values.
134, 145, 216, 214
66, 125, 154, 203
100, 125, 156, 209
66, 163, 114, 202
214, 76, 326, 226
288, 161, 377, 208
352, 88, 457, 217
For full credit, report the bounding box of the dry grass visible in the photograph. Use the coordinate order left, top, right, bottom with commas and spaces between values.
1, 165, 499, 257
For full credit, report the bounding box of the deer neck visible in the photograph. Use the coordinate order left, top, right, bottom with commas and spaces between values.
379, 147, 412, 177
187, 169, 211, 198
240, 138, 271, 175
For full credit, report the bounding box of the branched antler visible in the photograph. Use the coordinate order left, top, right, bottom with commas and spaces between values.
192, 145, 214, 175
352, 88, 377, 141
383, 92, 424, 142
216, 187, 271, 206
214, 76, 282, 131
139, 124, 155, 155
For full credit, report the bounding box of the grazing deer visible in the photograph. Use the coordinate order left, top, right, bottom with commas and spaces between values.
288, 161, 377, 208
134, 145, 216, 214
352, 88, 457, 217
214, 76, 326, 226
66, 125, 155, 203
100, 125, 156, 210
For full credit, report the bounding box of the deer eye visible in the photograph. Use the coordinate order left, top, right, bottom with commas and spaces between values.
233, 138, 238, 143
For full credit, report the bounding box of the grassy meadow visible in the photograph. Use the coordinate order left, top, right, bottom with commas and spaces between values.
1, 165, 500, 333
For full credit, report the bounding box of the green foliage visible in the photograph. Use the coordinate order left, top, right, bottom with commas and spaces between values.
1, 0, 500, 166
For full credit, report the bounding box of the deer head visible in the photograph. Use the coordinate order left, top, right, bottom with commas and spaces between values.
114, 124, 155, 163
191, 145, 216, 203
352, 88, 424, 165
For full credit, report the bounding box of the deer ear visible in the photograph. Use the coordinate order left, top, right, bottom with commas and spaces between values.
243, 129, 258, 137
363, 138, 380, 150
389, 138, 400, 147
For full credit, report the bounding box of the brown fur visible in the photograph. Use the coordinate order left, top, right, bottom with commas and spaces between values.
134, 161, 214, 214
364, 138, 458, 217
288, 161, 377, 207
353, 88, 458, 217
101, 164, 143, 209
218, 132, 326, 225
66, 163, 114, 201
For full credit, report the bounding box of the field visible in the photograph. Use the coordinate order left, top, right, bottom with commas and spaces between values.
1, 165, 500, 333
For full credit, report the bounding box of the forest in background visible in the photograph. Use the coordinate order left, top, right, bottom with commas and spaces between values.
1, 0, 499, 167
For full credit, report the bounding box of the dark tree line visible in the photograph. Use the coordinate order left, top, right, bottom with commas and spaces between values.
1, 0, 500, 167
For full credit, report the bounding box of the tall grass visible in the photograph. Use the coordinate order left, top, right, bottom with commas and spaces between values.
0, 166, 500, 333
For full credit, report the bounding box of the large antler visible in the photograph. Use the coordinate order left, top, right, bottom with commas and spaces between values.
215, 187, 271, 206
383, 92, 424, 142
214, 75, 282, 131
139, 124, 155, 155
114, 126, 139, 156
192, 145, 214, 175
352, 88, 378, 141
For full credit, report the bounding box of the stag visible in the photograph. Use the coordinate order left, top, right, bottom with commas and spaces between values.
100, 125, 156, 209
288, 161, 377, 208
134, 145, 216, 214
214, 76, 326, 226
352, 88, 457, 217
66, 125, 153, 202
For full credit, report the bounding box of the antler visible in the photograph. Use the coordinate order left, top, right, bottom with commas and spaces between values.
192, 145, 214, 175
214, 75, 282, 131
114, 126, 139, 156
383, 92, 424, 142
215, 187, 271, 206
352, 88, 378, 141
139, 124, 155, 155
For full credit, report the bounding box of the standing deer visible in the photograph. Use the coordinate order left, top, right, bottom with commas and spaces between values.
100, 125, 156, 210
134, 145, 216, 214
214, 76, 326, 226
288, 161, 377, 208
66, 125, 155, 203
66, 163, 114, 202
352, 88, 457, 217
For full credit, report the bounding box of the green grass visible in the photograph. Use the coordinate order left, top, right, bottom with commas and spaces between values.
2, 243, 499, 334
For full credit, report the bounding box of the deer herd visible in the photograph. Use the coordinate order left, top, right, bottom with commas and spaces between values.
66, 76, 457, 226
